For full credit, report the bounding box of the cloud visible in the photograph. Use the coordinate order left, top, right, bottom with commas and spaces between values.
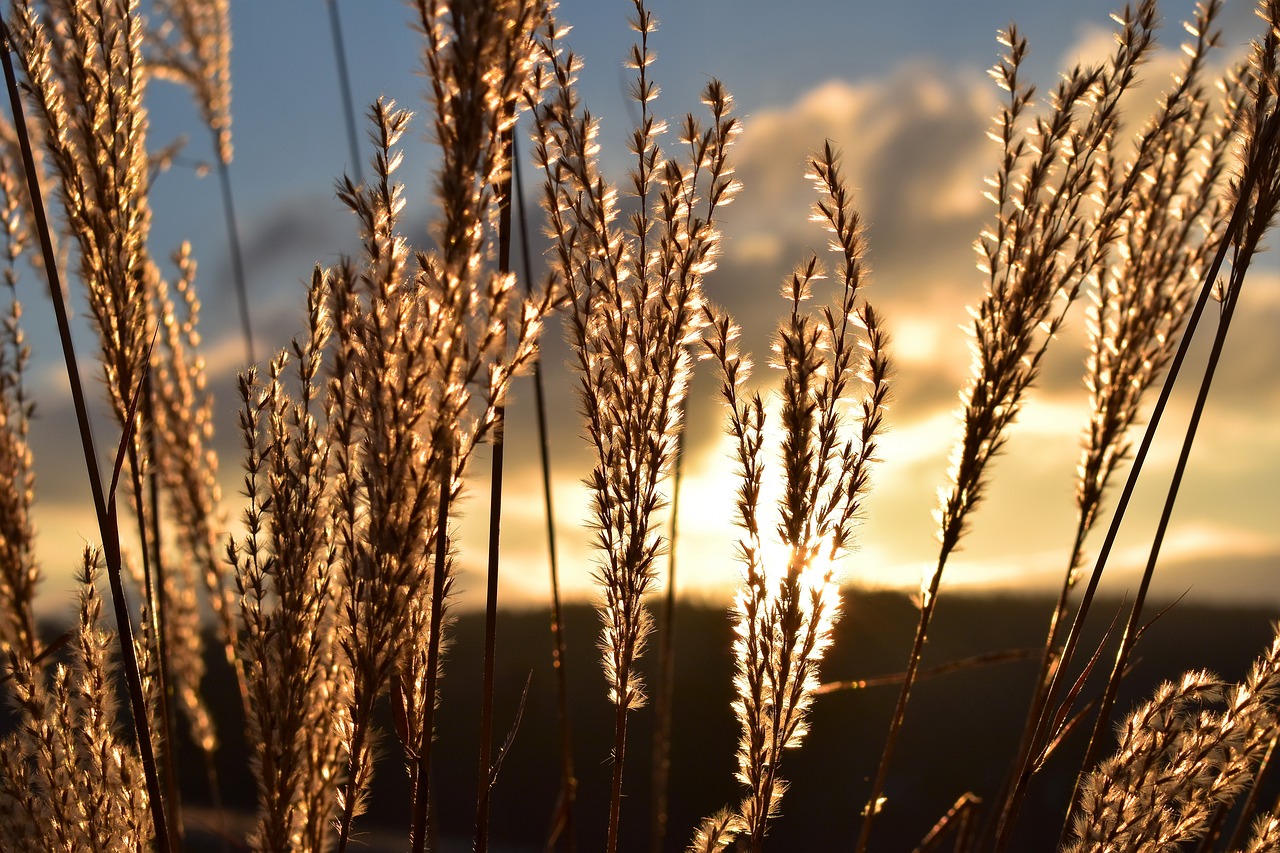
468, 49, 1280, 612
723, 62, 995, 279
424, 62, 1013, 601
700, 60, 1002, 436
21, 37, 1279, 621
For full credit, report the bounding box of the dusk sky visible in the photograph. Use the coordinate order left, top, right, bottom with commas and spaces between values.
17, 0, 1280, 618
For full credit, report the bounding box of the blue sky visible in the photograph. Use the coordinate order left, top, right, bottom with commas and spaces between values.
18, 0, 1280, 616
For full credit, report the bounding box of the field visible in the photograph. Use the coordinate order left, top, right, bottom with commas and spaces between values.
1, 1, 1279, 851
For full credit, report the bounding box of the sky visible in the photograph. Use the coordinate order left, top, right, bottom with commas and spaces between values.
14, 0, 1280, 619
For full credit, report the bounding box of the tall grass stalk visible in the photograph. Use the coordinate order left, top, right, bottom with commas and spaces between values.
1067, 31, 1280, 834
532, 4, 740, 845
127, 395, 180, 850
1001, 19, 1280, 843
287, 3, 553, 849
229, 281, 344, 852
0, 4, 175, 846
691, 142, 890, 853
214, 157, 252, 363
649, 429, 682, 853
856, 5, 1163, 846
408, 5, 550, 849
475, 420, 504, 853
410, 442, 454, 853
646, 7, 687, 846
991, 3, 1239, 842
148, 0, 254, 366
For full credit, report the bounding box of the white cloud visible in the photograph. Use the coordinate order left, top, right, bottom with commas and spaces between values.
728, 64, 997, 251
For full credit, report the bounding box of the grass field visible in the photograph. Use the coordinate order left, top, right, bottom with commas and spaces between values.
0, 1, 1279, 851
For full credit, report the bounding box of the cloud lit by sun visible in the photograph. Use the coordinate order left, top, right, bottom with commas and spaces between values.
17, 0, 1280, 621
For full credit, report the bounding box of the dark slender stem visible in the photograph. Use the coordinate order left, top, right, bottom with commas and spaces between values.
856, 543, 954, 853
649, 432, 682, 853
513, 140, 576, 852
474, 113, 515, 853
0, 19, 172, 852
102, 508, 174, 853
913, 794, 981, 853
606, 690, 630, 853
1059, 275, 1234, 840
324, 0, 362, 185
214, 145, 254, 366
1192, 803, 1232, 853
475, 409, 504, 853
0, 631, 71, 687
816, 648, 1039, 695
141, 373, 188, 849
995, 107, 1276, 852
986, 522, 1088, 845
411, 445, 453, 853
130, 434, 181, 851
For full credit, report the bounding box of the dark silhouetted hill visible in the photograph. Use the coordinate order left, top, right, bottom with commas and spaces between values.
15, 588, 1279, 851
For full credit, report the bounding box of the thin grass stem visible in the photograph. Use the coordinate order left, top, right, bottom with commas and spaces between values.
649, 430, 682, 853
129, 433, 181, 851
607, 686, 632, 853
1192, 802, 1232, 853
513, 136, 576, 852
913, 793, 981, 853
475, 409, 505, 853
1223, 732, 1280, 853
816, 649, 1039, 695
324, 0, 362, 186
855, 548, 948, 853
475, 110, 516, 853
986, 519, 1089, 842
215, 141, 254, 365
333, 716, 367, 853
411, 442, 453, 853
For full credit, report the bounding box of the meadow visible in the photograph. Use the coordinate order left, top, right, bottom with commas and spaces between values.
0, 0, 1278, 851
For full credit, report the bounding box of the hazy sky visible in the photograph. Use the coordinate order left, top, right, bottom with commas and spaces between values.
17, 0, 1280, 618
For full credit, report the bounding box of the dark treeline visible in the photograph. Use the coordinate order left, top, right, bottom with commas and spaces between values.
100, 588, 1277, 852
